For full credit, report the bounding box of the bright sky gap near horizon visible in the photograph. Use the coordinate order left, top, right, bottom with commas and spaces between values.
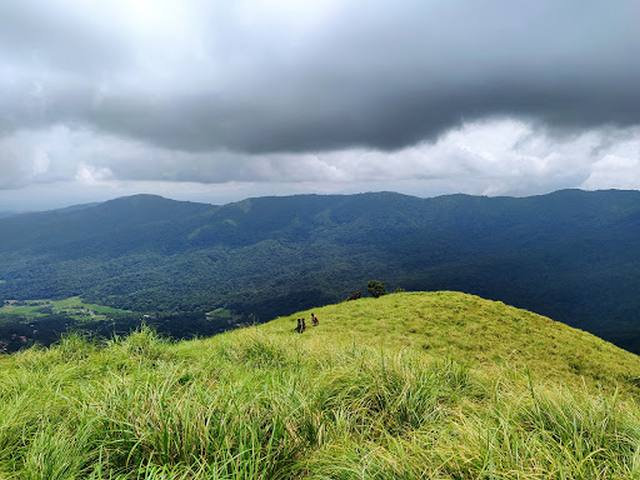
0, 0, 639, 211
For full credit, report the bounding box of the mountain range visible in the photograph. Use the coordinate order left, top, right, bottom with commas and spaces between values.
0, 189, 639, 352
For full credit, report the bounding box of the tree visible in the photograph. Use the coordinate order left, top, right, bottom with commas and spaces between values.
367, 280, 386, 298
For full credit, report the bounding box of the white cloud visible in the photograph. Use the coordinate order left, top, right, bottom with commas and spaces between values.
0, 119, 638, 210
75, 163, 114, 185
583, 156, 640, 191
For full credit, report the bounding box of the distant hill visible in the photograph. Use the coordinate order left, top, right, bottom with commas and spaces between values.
1, 292, 638, 478
0, 189, 639, 351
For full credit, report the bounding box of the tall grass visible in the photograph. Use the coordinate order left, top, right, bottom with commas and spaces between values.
1, 293, 639, 478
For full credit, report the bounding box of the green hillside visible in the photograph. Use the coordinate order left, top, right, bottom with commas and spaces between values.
2, 189, 640, 353
1, 292, 639, 479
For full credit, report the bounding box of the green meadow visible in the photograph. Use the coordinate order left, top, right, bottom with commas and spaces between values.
0, 296, 130, 322
1, 292, 639, 479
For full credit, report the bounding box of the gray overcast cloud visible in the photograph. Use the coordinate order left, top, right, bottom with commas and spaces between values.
0, 0, 639, 210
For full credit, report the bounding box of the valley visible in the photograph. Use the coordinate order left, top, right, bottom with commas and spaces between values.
0, 295, 246, 353
1, 189, 639, 352
0, 296, 129, 321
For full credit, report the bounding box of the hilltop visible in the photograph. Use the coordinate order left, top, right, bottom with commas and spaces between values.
1, 292, 639, 478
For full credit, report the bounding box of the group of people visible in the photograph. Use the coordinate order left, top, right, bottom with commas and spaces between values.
295, 313, 319, 333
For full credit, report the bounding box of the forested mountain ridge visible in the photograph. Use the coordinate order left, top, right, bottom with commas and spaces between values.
1, 189, 639, 351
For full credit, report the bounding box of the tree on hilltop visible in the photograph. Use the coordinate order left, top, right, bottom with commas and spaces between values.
367, 280, 386, 298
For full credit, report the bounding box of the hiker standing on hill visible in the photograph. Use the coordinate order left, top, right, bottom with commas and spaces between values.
295, 318, 307, 333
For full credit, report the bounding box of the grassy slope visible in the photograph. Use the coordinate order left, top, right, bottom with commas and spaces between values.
1, 292, 639, 479
255, 292, 640, 392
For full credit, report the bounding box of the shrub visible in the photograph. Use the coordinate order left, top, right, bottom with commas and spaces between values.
367, 280, 386, 298
345, 291, 362, 301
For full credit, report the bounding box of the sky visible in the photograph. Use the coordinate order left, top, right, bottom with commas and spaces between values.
0, 0, 639, 211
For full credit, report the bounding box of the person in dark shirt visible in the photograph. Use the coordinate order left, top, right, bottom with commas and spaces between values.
295, 318, 307, 333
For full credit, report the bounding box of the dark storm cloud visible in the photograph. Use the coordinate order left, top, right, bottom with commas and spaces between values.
0, 0, 638, 154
